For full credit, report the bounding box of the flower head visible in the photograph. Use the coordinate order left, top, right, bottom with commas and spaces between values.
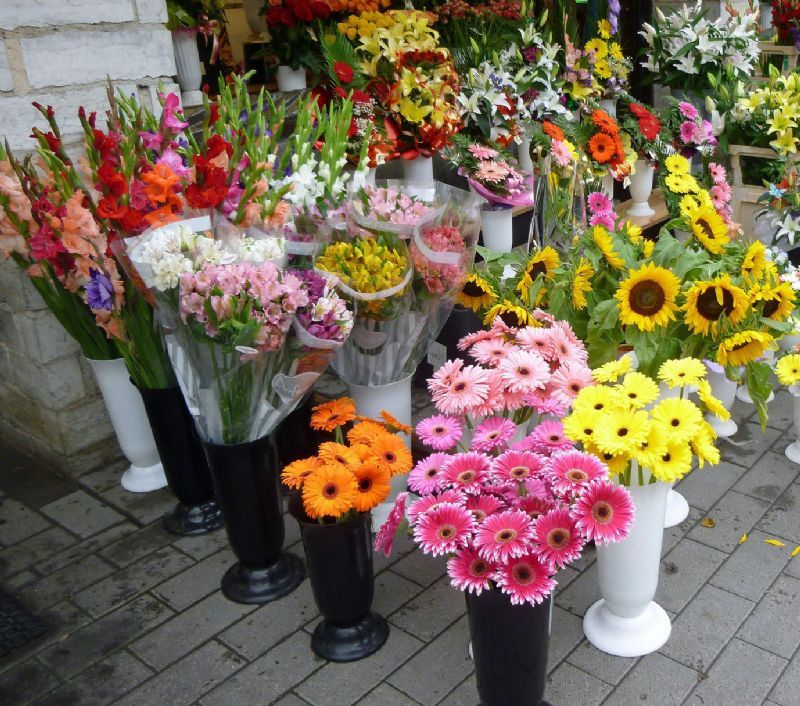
448, 547, 496, 595
311, 397, 356, 432
408, 453, 450, 495
413, 503, 476, 556
374, 492, 408, 556
416, 415, 463, 451
302, 465, 358, 519
532, 508, 585, 568
570, 480, 634, 543
492, 553, 556, 605
548, 451, 608, 494
474, 509, 535, 562
442, 452, 491, 494
471, 417, 517, 453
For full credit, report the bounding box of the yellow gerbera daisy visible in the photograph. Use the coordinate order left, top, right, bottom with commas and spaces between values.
592, 226, 625, 269
650, 439, 694, 482
717, 330, 774, 367
685, 201, 730, 254
697, 379, 731, 421
665, 172, 699, 194
657, 357, 707, 388
741, 241, 767, 280
749, 281, 796, 322
585, 38, 608, 58
691, 421, 720, 468
597, 18, 612, 39
683, 276, 750, 337
665, 154, 690, 174
483, 300, 534, 328
776, 353, 800, 386
616, 262, 681, 332
585, 441, 630, 476
632, 420, 668, 470
457, 273, 497, 312
616, 371, 660, 409
591, 357, 633, 384
572, 258, 594, 309
563, 407, 602, 444
650, 397, 704, 443
593, 408, 652, 456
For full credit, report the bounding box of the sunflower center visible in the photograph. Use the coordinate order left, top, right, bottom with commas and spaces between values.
697, 287, 734, 321
510, 465, 529, 478
547, 528, 570, 548
696, 218, 715, 240
462, 280, 487, 297
458, 470, 476, 483
470, 559, 489, 577
496, 528, 518, 543
528, 261, 547, 279
592, 501, 613, 524
629, 280, 666, 316
323, 483, 339, 499
512, 563, 534, 584
763, 299, 780, 318
358, 478, 372, 491
567, 469, 588, 482
437, 524, 456, 540
500, 310, 522, 327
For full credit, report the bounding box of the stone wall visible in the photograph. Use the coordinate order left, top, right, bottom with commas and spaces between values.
0, 0, 177, 476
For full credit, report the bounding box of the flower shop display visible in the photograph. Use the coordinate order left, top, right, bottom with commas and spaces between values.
775, 350, 800, 462
758, 168, 800, 247
564, 357, 723, 656
586, 8, 631, 115
771, 0, 800, 48
283, 398, 411, 660
619, 100, 667, 218
375, 317, 634, 705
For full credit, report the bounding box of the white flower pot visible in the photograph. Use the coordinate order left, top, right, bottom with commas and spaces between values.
736, 349, 775, 404
601, 172, 614, 199
243, 0, 268, 36
785, 386, 800, 464
171, 30, 203, 107
704, 360, 738, 437
761, 3, 772, 31
480, 207, 514, 253
583, 473, 672, 657
779, 332, 800, 351
518, 136, 534, 174
348, 376, 412, 528
365, 167, 377, 186
402, 155, 434, 184
654, 383, 690, 529
599, 98, 617, 118
86, 357, 167, 493
627, 160, 655, 217
276, 65, 307, 92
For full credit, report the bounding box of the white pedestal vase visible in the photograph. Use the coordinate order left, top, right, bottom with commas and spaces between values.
480, 206, 513, 253
655, 383, 690, 529
583, 472, 672, 657
736, 349, 776, 404
402, 156, 434, 184
276, 66, 307, 92
86, 357, 166, 493
785, 385, 800, 464
704, 360, 739, 437
347, 376, 412, 528
779, 332, 800, 351
243, 0, 268, 36
518, 136, 534, 174
627, 160, 655, 217
171, 30, 203, 107
599, 98, 617, 117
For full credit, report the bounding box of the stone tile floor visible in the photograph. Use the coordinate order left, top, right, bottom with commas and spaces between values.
2, 385, 800, 705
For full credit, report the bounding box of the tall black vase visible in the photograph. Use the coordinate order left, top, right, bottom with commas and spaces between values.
202, 435, 305, 604
290, 496, 388, 662
466, 589, 553, 706
137, 385, 223, 536
274, 394, 315, 470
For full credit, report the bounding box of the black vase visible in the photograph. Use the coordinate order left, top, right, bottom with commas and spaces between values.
290, 495, 389, 662
136, 385, 223, 536
202, 434, 305, 604
274, 394, 315, 470
466, 589, 553, 706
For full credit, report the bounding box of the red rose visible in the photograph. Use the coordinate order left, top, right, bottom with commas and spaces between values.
352, 89, 371, 104
334, 61, 354, 84
286, 0, 313, 22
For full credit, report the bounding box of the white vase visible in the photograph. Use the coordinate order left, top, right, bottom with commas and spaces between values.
243, 0, 268, 36
480, 207, 514, 253
599, 98, 617, 117
760, 2, 772, 31
518, 136, 534, 174
171, 30, 203, 107
627, 160, 655, 217
704, 360, 738, 437
601, 172, 614, 199
86, 357, 167, 493
674, 229, 691, 243
348, 376, 412, 529
276, 65, 307, 92
365, 166, 377, 186
402, 156, 434, 184
785, 386, 800, 464
654, 383, 690, 529
583, 471, 672, 657
779, 332, 800, 351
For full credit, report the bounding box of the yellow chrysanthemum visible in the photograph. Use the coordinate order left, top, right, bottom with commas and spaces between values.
683, 276, 750, 337
616, 371, 660, 409
685, 201, 730, 254
651, 396, 704, 443
593, 408, 652, 455
592, 226, 625, 269
591, 357, 633, 384
457, 273, 497, 312
483, 300, 534, 328
776, 353, 800, 386
749, 281, 796, 322
665, 154, 690, 174
616, 262, 681, 332
697, 379, 731, 421
650, 439, 694, 482
717, 330, 774, 367
572, 258, 594, 309
657, 357, 707, 388
563, 407, 602, 444
624, 222, 643, 244
691, 421, 720, 468
741, 241, 767, 280
643, 240, 655, 258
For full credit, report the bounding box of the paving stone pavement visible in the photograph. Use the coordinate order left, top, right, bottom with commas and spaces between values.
2, 392, 800, 705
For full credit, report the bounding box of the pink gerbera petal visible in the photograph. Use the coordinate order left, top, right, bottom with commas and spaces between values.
458, 328, 499, 350
374, 492, 408, 557
465, 494, 506, 523
416, 415, 463, 451
474, 509, 535, 562
531, 507, 585, 569
515, 495, 555, 521
441, 452, 492, 494
470, 338, 515, 367
497, 349, 550, 394
492, 450, 546, 483
551, 361, 595, 407
413, 502, 476, 556
492, 552, 556, 605
431, 365, 490, 416
407, 488, 466, 524
471, 417, 518, 453
570, 479, 635, 544
526, 419, 573, 454
447, 546, 496, 595
547, 451, 608, 495
515, 326, 556, 360
408, 453, 451, 495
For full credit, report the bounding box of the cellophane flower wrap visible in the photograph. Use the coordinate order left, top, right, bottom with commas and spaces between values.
316, 180, 481, 386
374, 317, 635, 606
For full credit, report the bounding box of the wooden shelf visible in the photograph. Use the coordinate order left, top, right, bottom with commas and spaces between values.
614, 188, 669, 230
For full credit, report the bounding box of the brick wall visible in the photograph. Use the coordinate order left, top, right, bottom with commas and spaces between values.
0, 0, 177, 476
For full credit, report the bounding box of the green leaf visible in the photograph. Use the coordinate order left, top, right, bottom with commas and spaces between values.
591, 299, 620, 331
745, 361, 773, 429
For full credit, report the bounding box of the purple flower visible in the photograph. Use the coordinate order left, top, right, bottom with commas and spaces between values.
86, 269, 114, 311
608, 0, 620, 33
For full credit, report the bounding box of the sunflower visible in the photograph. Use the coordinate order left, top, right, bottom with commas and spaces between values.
683, 276, 750, 336
281, 457, 321, 490
616, 262, 681, 332
632, 420, 668, 470
741, 241, 767, 280
562, 407, 602, 444
351, 462, 391, 512
624, 222, 643, 245
593, 408, 652, 455
776, 353, 800, 386
591, 357, 632, 384
650, 397, 704, 443
592, 226, 625, 269
685, 201, 729, 254
483, 300, 534, 327
368, 434, 413, 476
311, 397, 357, 432
588, 132, 616, 163
592, 108, 618, 135
572, 258, 594, 309
716, 330, 774, 367
347, 420, 389, 447
665, 154, 690, 174
380, 410, 412, 435
457, 273, 497, 312
691, 422, 720, 468
749, 281, 796, 322
697, 379, 731, 421
616, 371, 660, 408
657, 357, 707, 388
318, 442, 361, 471
650, 439, 694, 482
525, 246, 560, 281
302, 464, 358, 519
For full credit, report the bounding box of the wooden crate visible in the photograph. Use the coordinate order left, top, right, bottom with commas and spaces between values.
756, 41, 800, 76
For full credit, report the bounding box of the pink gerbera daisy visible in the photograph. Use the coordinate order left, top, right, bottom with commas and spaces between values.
442, 452, 491, 494
679, 120, 696, 144
678, 101, 698, 120
532, 507, 585, 569
515, 326, 556, 360
465, 494, 505, 523
493, 552, 556, 606
470, 338, 515, 367
587, 191, 613, 215
448, 546, 496, 595
471, 417, 517, 453
407, 488, 466, 523
468, 144, 499, 160
524, 476, 551, 500
428, 359, 464, 393
515, 495, 554, 521
475, 161, 509, 184
527, 420, 573, 454
413, 502, 476, 556
416, 415, 463, 451
374, 492, 408, 557
551, 361, 595, 406
497, 348, 550, 394
431, 365, 490, 416
524, 390, 569, 417
551, 140, 572, 167
549, 322, 587, 364
570, 479, 635, 544
470, 372, 507, 418
709, 162, 726, 184
458, 328, 499, 351
408, 453, 451, 495
547, 451, 607, 495
474, 509, 535, 562
492, 449, 545, 483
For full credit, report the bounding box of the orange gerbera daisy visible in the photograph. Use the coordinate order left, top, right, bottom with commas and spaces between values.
592, 109, 619, 136
380, 410, 412, 435
302, 465, 357, 519
588, 133, 616, 164
318, 442, 361, 471
352, 462, 391, 512
368, 434, 413, 476
311, 397, 357, 432
347, 420, 389, 447
542, 121, 565, 142
281, 457, 321, 490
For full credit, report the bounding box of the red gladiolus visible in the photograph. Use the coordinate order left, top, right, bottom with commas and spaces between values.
209, 103, 220, 125
334, 62, 354, 84
185, 158, 228, 209
286, 0, 313, 21
97, 163, 128, 198
96, 196, 128, 220
206, 134, 232, 159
